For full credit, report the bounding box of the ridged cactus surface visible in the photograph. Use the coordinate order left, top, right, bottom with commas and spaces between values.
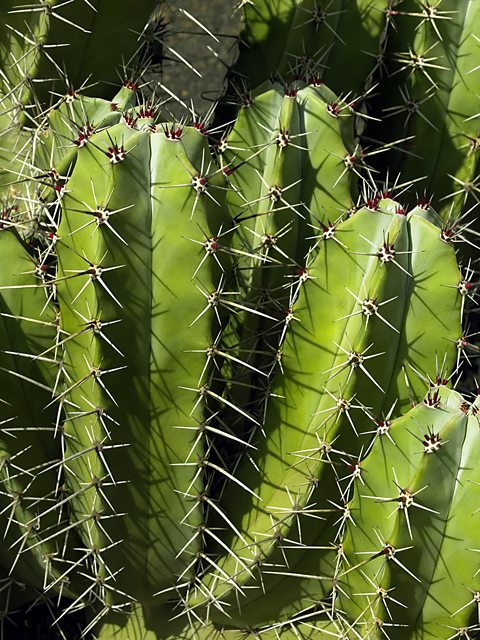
232, 0, 480, 233
339, 387, 480, 638
0, 1, 479, 639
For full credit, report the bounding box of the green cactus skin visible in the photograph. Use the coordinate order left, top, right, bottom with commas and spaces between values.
186, 197, 462, 628
215, 81, 356, 448
0, 228, 88, 597
371, 0, 480, 222
218, 83, 304, 406
298, 82, 357, 219
232, 1, 385, 97
55, 120, 230, 604
338, 387, 480, 639
231, 0, 480, 252
94, 601, 341, 640
0, 1, 478, 634
0, 84, 138, 271
0, 0, 157, 202
36, 85, 137, 173
232, 0, 297, 87
220, 80, 356, 230
0, 0, 158, 106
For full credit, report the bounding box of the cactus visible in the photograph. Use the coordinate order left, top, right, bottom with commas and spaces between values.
55, 119, 232, 604
338, 386, 480, 638
0, 0, 159, 206
232, 0, 480, 246
368, 0, 480, 220
186, 195, 462, 626
230, 0, 385, 95
0, 1, 478, 639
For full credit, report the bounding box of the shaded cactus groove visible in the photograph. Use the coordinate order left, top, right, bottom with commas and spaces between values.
0, 1, 479, 639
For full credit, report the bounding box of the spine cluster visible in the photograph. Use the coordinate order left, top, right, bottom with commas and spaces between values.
0, 2, 478, 639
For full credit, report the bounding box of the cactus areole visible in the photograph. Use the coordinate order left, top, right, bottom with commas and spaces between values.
0, 1, 479, 639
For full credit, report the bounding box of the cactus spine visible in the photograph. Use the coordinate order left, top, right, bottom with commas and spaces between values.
0, 1, 478, 639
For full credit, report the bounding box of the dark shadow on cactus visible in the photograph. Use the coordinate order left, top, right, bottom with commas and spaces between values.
362, 0, 475, 225
3, 597, 91, 640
